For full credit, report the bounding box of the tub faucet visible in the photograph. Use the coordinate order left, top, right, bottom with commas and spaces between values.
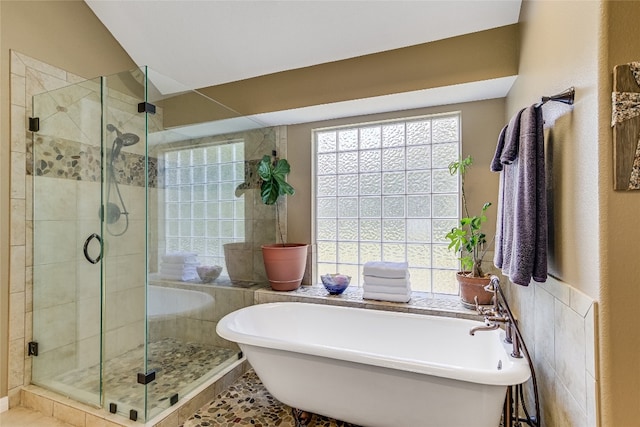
469, 318, 501, 335
468, 275, 523, 358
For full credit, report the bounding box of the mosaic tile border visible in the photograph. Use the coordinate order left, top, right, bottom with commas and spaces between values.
30, 134, 159, 188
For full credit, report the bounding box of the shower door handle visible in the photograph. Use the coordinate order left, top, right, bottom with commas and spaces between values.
83, 233, 102, 264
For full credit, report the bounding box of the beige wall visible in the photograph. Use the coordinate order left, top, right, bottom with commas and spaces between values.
601, 2, 640, 425
507, 0, 601, 298
190, 25, 518, 120
506, 0, 602, 426
0, 0, 135, 399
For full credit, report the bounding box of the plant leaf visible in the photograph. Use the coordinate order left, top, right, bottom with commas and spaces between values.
257, 155, 273, 181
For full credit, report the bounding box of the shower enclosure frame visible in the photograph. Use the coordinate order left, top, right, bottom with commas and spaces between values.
28, 66, 245, 423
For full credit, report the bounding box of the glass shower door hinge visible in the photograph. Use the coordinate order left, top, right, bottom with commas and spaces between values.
137, 369, 156, 385
137, 102, 156, 114
28, 341, 38, 356
28, 117, 39, 132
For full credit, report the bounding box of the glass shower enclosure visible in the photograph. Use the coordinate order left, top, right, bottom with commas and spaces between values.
30, 67, 271, 422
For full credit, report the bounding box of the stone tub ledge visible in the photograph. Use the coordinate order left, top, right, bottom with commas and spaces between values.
254, 284, 483, 321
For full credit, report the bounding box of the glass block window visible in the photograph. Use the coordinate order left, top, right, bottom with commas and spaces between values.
164, 141, 245, 269
314, 113, 461, 294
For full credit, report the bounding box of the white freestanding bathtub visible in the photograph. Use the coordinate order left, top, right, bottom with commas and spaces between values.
217, 302, 530, 427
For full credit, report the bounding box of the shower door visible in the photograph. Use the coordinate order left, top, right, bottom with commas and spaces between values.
31, 77, 105, 407
31, 69, 150, 418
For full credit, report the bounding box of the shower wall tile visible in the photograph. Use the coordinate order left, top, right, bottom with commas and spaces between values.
570, 286, 593, 317
586, 373, 598, 427
25, 221, 33, 267
537, 275, 571, 306
23, 352, 32, 388
8, 339, 25, 390
25, 67, 73, 103
112, 219, 146, 256
9, 51, 89, 405
35, 302, 77, 350
585, 304, 597, 378
9, 245, 26, 293
77, 262, 100, 301
9, 292, 25, 341
10, 199, 26, 246
114, 321, 145, 359
11, 51, 27, 77
31, 344, 76, 380
34, 177, 77, 221
555, 298, 587, 412
120, 185, 144, 220
15, 51, 67, 81
33, 220, 76, 265
25, 175, 33, 225
11, 73, 26, 107
76, 182, 101, 221
114, 254, 146, 292
507, 275, 598, 427
534, 284, 555, 367
77, 297, 100, 340
11, 105, 27, 153
24, 267, 33, 312
77, 335, 101, 370
11, 152, 26, 200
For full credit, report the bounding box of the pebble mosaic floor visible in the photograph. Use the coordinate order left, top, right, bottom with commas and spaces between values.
183, 370, 360, 427
48, 338, 238, 412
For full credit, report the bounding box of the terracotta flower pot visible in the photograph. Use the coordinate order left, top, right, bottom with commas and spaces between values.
456, 271, 493, 308
261, 244, 309, 291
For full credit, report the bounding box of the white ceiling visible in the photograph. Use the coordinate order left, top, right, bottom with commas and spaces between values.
86, 0, 522, 131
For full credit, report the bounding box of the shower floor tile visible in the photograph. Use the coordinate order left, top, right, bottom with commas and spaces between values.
183, 370, 360, 427
47, 338, 237, 413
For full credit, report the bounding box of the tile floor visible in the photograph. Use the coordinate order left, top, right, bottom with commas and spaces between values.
0, 406, 74, 426
1, 370, 356, 427
183, 370, 359, 427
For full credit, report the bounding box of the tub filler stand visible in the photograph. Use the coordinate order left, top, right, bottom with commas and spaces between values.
217, 298, 531, 427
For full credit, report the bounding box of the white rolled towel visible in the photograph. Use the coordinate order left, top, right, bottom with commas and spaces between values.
362, 275, 410, 287
363, 290, 411, 303
162, 252, 198, 264
160, 264, 198, 274
363, 261, 408, 279
363, 283, 411, 295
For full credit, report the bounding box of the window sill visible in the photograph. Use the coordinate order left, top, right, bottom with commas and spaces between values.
254, 284, 483, 321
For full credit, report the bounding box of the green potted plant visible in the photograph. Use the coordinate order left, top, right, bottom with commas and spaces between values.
445, 155, 494, 307
258, 154, 309, 291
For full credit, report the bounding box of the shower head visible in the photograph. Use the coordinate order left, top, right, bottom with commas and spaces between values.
107, 124, 141, 159
107, 124, 140, 146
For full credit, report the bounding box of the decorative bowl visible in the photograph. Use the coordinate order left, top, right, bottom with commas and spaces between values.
196, 265, 222, 283
321, 274, 351, 295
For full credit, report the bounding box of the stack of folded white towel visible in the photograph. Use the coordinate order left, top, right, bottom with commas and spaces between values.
159, 252, 200, 281
362, 261, 411, 303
